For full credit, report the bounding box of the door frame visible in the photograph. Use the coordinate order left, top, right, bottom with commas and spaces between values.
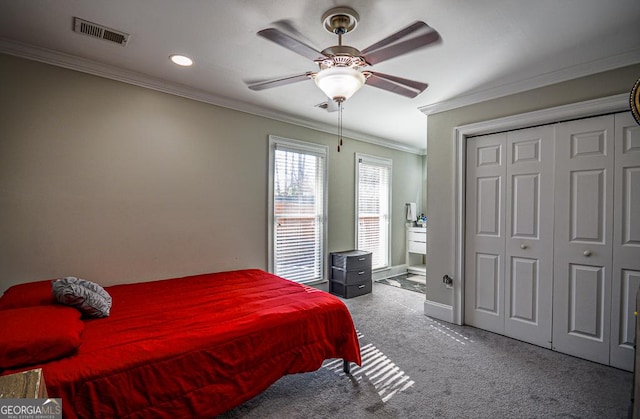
452, 93, 629, 325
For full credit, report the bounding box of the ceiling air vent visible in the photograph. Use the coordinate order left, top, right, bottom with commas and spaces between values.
73, 17, 130, 46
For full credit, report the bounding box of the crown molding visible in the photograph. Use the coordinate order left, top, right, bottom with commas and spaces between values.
419, 48, 640, 116
0, 38, 425, 155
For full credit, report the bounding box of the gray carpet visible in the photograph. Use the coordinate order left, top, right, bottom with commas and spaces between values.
221, 283, 632, 418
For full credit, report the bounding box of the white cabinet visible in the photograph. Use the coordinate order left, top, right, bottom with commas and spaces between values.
406, 226, 427, 275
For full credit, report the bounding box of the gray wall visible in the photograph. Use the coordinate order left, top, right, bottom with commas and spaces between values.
0, 53, 424, 293
425, 63, 640, 306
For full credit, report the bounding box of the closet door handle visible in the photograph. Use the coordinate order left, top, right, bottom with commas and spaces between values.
520, 244, 528, 250
583, 250, 592, 257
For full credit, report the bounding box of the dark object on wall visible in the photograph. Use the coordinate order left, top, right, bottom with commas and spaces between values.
631, 77, 640, 126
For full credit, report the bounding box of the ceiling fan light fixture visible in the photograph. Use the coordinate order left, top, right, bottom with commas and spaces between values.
313, 66, 366, 102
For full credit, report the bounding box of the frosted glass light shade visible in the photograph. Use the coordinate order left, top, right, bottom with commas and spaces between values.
314, 67, 365, 102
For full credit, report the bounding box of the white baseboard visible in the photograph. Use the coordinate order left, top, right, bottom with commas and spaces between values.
372, 264, 407, 281
424, 299, 454, 323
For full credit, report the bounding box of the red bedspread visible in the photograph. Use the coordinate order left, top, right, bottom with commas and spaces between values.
4, 269, 361, 418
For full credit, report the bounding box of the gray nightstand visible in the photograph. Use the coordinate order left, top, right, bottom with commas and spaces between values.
329, 250, 372, 298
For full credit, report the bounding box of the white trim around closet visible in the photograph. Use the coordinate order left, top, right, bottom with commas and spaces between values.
451, 93, 630, 325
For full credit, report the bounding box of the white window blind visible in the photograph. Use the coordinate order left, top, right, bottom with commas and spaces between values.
356, 154, 392, 270
269, 136, 327, 283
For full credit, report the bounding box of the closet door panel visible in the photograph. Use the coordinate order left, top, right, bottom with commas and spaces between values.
553, 115, 614, 365
509, 257, 537, 321
465, 133, 506, 334
475, 253, 500, 313
610, 113, 640, 371
504, 126, 555, 348
570, 169, 605, 242
568, 264, 605, 339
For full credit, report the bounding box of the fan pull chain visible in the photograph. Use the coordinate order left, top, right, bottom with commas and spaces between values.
337, 101, 343, 152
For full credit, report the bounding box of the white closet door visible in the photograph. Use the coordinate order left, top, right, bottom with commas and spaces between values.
610, 113, 640, 371
552, 115, 614, 365
465, 133, 506, 334
504, 126, 555, 348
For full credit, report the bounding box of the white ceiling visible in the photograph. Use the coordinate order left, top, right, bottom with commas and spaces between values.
1, 0, 639, 153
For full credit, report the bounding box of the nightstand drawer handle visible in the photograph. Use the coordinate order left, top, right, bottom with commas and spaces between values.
358, 271, 365, 275
358, 284, 365, 289
358, 257, 366, 261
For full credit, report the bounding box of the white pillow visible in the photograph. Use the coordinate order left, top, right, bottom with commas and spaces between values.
52, 277, 112, 318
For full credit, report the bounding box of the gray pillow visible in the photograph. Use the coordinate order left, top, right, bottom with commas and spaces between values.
52, 277, 112, 318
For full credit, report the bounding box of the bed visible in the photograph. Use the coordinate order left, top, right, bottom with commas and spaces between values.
0, 269, 362, 418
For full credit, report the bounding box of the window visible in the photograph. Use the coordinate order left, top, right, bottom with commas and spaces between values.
268, 136, 327, 283
356, 153, 392, 270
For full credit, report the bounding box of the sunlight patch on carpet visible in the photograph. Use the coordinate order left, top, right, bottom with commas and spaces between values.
427, 317, 474, 345
323, 331, 414, 403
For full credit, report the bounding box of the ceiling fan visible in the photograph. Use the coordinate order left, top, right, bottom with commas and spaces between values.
248, 6, 441, 103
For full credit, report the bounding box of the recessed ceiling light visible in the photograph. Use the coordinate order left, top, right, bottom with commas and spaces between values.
169, 54, 193, 66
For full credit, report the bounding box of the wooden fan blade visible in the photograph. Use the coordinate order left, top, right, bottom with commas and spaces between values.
368, 71, 428, 94
361, 21, 428, 55
247, 72, 313, 91
366, 73, 428, 98
363, 30, 440, 66
258, 28, 324, 61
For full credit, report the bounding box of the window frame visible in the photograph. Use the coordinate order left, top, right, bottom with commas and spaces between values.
268, 135, 328, 284
354, 153, 393, 271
